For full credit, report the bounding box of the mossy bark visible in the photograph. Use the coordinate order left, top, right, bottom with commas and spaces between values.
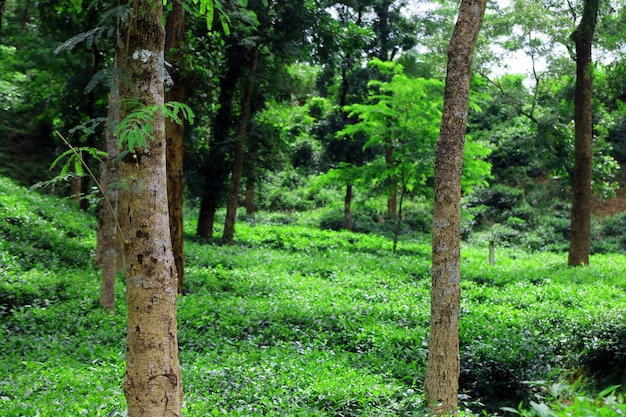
424, 0, 486, 415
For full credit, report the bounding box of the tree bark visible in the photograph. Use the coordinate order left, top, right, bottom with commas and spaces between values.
117, 0, 183, 415
568, 0, 599, 267
223, 45, 259, 244
195, 65, 239, 239
197, 196, 217, 239
165, 0, 186, 293
424, 0, 486, 415
245, 177, 255, 216
344, 183, 353, 231
70, 176, 82, 204
97, 62, 122, 311
385, 144, 397, 217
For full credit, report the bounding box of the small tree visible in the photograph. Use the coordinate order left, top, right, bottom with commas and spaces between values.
341, 58, 489, 250
340, 59, 443, 248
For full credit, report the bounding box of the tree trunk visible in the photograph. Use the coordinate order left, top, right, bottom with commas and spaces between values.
70, 176, 81, 204
0, 0, 6, 39
117, 1, 183, 415
97, 62, 121, 311
197, 196, 217, 239
165, 0, 186, 293
424, 0, 486, 415
385, 144, 397, 217
223, 45, 259, 244
392, 178, 406, 254
568, 0, 599, 267
344, 184, 353, 231
196, 64, 239, 239
245, 177, 255, 216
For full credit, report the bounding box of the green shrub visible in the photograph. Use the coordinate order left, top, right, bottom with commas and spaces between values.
4, 175, 626, 416
566, 309, 626, 389
319, 207, 346, 231
465, 185, 533, 225
402, 202, 433, 234
0, 176, 96, 270
502, 383, 626, 417
592, 211, 626, 253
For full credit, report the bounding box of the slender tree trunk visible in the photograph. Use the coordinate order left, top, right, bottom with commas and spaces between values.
165, 0, 186, 293
19, 0, 30, 33
117, 0, 183, 415
196, 65, 239, 239
70, 176, 82, 203
245, 177, 255, 216
385, 144, 397, 217
0, 0, 6, 39
392, 180, 406, 253
344, 184, 353, 231
97, 64, 121, 311
424, 0, 486, 415
568, 0, 599, 267
223, 45, 259, 244
197, 196, 217, 239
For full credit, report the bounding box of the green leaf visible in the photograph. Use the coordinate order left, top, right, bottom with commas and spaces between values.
598, 385, 621, 398
74, 158, 83, 176
50, 149, 74, 171
529, 401, 558, 417
164, 101, 195, 126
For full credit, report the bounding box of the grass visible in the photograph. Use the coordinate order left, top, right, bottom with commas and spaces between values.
1, 175, 626, 416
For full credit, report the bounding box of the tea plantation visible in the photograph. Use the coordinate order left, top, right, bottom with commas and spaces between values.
1, 176, 625, 416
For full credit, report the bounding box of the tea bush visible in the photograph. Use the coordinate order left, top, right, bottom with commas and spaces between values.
2, 177, 626, 416
0, 177, 97, 314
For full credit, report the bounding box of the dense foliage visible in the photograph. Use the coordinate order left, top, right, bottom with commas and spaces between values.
1, 177, 625, 415
1, 0, 626, 244
2, 0, 626, 414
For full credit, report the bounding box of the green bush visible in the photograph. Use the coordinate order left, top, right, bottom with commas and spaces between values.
567, 310, 626, 389
595, 211, 626, 252
319, 207, 347, 231
465, 185, 533, 226
503, 383, 626, 417
4, 175, 626, 416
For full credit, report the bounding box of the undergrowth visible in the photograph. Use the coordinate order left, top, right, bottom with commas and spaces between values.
1, 176, 625, 416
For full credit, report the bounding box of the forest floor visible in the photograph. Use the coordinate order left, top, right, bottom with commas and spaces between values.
1, 175, 625, 416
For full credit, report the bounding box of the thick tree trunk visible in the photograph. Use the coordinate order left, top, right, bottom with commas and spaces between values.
117, 1, 183, 415
223, 45, 259, 244
344, 184, 353, 231
568, 0, 599, 267
197, 196, 217, 239
165, 0, 186, 293
424, 0, 486, 415
97, 66, 121, 311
